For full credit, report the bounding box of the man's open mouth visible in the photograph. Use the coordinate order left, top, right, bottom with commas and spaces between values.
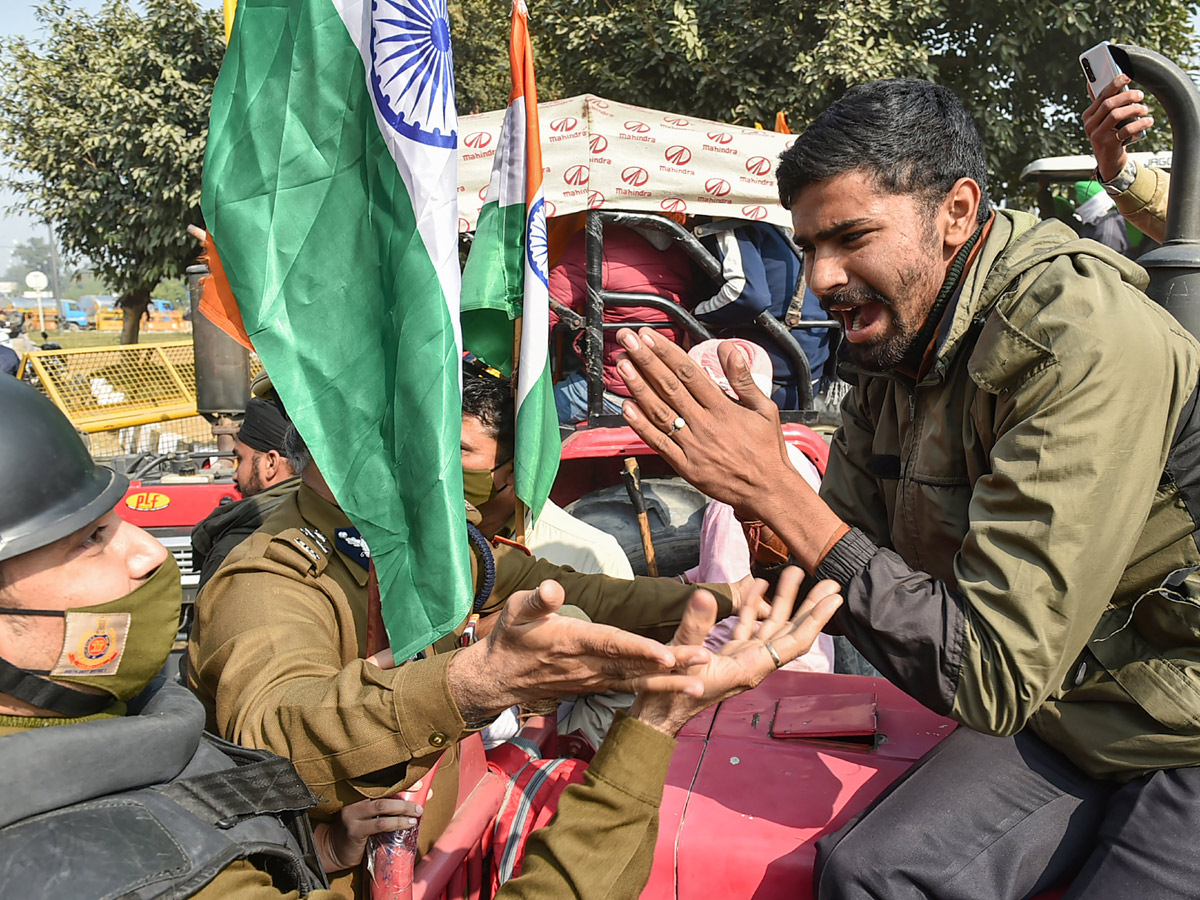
829, 301, 888, 342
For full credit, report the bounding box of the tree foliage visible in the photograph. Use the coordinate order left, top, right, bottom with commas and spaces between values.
3, 236, 55, 285
493, 0, 1200, 200
0, 0, 223, 342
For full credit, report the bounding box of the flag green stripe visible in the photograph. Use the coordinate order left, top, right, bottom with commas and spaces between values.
515, 356, 557, 519
203, 0, 471, 661
461, 199, 528, 375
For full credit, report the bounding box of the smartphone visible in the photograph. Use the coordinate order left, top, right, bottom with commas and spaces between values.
1080, 41, 1146, 145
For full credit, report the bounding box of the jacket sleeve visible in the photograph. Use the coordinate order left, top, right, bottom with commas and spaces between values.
817, 256, 1197, 736
497, 713, 675, 900
1114, 163, 1168, 244
193, 860, 342, 900
487, 545, 733, 643
189, 543, 468, 799
693, 229, 773, 323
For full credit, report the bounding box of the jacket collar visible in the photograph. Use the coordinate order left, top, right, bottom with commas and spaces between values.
838, 209, 1148, 386
296, 482, 369, 586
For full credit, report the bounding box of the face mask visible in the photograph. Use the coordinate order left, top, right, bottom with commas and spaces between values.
4, 555, 182, 705
463, 460, 510, 509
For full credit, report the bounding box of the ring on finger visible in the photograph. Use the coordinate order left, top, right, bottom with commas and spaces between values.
764, 641, 783, 669
668, 415, 686, 435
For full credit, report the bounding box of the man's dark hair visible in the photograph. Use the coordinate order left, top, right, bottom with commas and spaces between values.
777, 79, 991, 224
462, 373, 515, 460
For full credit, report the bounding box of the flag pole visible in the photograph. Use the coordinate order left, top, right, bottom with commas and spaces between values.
512, 315, 527, 545
223, 0, 237, 42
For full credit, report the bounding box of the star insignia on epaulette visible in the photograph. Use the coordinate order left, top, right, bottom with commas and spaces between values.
292, 537, 321, 563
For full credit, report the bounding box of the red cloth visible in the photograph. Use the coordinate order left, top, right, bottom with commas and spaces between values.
548, 225, 693, 396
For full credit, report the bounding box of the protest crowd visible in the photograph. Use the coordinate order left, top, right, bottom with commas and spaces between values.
3, 7, 1200, 900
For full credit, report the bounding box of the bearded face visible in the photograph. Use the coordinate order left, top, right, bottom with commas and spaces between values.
790, 170, 950, 373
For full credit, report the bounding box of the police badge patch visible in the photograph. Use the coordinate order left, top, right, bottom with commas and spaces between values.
51, 612, 131, 677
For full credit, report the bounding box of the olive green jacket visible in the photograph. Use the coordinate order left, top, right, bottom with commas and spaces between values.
1113, 162, 1169, 244
817, 208, 1200, 779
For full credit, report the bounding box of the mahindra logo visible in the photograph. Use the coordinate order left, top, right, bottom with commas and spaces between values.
590, 135, 608, 154
544, 200, 557, 217
464, 131, 492, 149
660, 197, 688, 213
458, 216, 470, 231
785, 138, 796, 150
563, 164, 590, 186
704, 178, 732, 197
550, 116, 578, 133
478, 186, 489, 201
590, 98, 609, 109
664, 145, 692, 165
741, 205, 767, 220
623, 120, 651, 134
706, 131, 733, 144
587, 190, 605, 209
621, 166, 649, 187
745, 156, 771, 176
664, 115, 689, 126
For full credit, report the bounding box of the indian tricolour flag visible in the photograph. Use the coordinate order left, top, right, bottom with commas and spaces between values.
201, 0, 471, 662
460, 0, 558, 522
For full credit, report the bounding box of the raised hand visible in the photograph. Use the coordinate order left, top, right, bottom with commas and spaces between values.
631, 568, 843, 736
615, 326, 797, 517
1082, 74, 1153, 181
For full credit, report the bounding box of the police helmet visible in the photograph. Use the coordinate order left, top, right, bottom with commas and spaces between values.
0, 378, 129, 561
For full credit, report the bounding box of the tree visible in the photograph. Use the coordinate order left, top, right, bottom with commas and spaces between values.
0, 0, 223, 343
532, 0, 1198, 201
3, 236, 54, 285
450, 0, 520, 114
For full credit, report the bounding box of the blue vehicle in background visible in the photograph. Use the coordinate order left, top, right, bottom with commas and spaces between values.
59, 300, 88, 331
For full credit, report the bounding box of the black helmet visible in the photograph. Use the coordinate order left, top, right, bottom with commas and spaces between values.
0, 378, 129, 561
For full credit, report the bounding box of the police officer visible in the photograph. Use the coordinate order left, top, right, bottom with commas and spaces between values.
188, 408, 762, 895
0, 376, 841, 900
0, 377, 335, 900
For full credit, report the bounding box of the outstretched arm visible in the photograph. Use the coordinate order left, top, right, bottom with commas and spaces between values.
496, 571, 842, 900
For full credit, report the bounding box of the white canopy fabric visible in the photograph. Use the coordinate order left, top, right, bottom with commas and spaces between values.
457, 94, 795, 231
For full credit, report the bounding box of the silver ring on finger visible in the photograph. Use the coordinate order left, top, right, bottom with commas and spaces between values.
764, 641, 783, 669
668, 415, 686, 435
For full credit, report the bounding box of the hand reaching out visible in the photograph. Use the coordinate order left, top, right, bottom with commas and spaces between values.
631, 568, 843, 736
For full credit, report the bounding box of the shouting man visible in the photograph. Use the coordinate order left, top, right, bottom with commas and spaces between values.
616, 78, 1200, 899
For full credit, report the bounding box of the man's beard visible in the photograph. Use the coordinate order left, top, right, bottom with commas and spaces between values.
237, 460, 267, 497
820, 284, 919, 372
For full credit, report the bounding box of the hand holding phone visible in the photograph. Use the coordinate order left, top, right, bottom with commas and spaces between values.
1080, 42, 1148, 147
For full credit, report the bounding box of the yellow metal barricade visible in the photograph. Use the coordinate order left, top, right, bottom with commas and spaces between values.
13, 306, 58, 331
21, 342, 265, 438
96, 308, 124, 331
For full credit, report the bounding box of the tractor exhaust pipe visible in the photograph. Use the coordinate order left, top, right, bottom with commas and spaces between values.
1111, 44, 1200, 340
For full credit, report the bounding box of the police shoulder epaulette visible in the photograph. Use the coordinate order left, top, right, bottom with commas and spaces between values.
266, 526, 331, 576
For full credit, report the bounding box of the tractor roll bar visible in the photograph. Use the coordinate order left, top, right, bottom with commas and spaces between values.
1111, 44, 1200, 340
583, 209, 828, 421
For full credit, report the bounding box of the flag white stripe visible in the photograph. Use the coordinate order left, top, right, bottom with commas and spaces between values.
332, 0, 462, 363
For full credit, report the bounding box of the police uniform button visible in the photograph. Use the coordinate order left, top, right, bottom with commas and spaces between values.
429, 732, 448, 748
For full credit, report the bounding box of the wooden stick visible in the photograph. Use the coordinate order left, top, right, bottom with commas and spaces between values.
621, 457, 658, 576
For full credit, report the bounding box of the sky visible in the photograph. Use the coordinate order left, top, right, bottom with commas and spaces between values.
0, 1, 223, 277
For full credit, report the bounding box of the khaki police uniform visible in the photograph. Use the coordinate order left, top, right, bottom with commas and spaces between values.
188, 481, 731, 895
